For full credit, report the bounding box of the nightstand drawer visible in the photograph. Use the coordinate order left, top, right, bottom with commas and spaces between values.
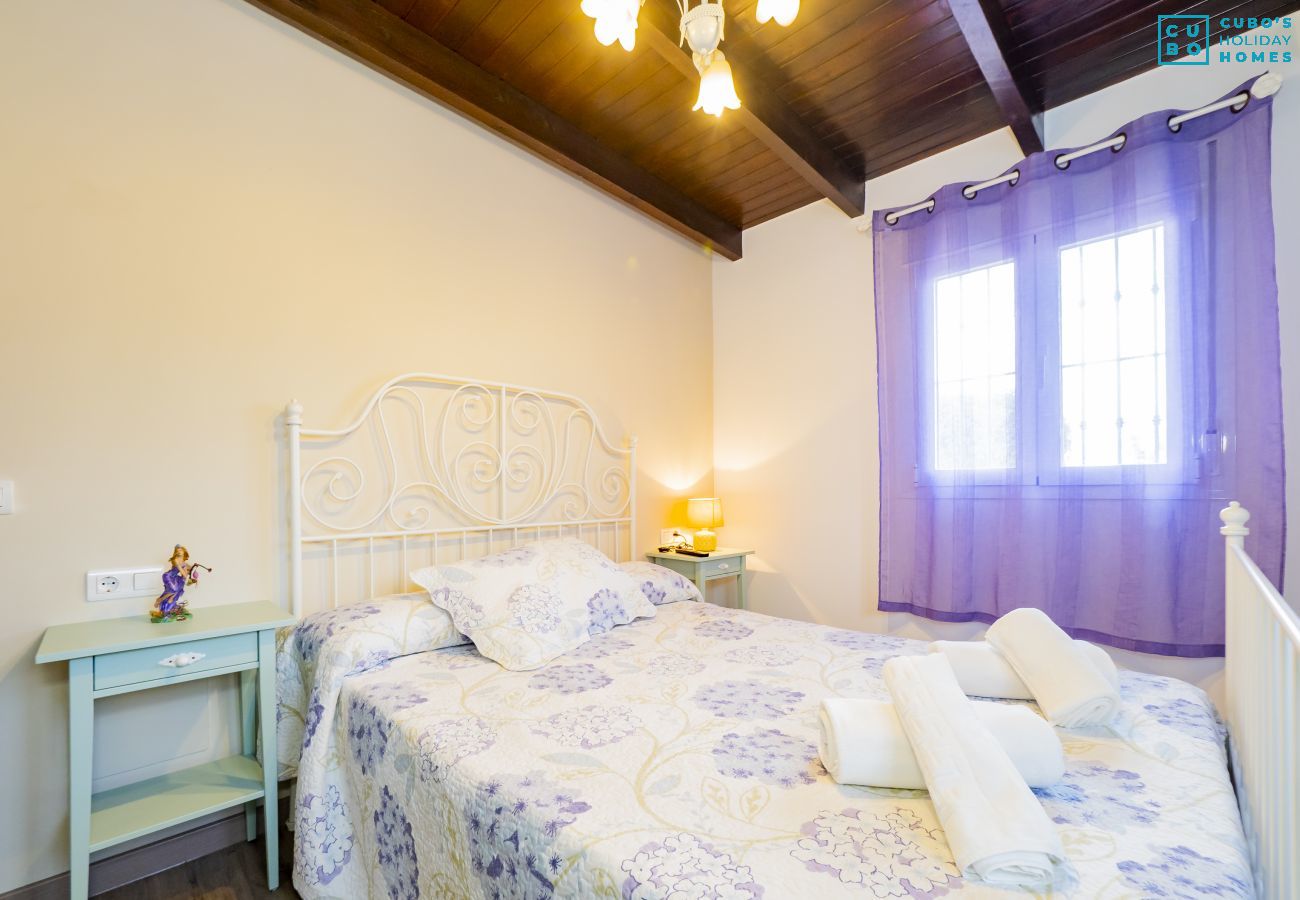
94, 633, 258, 691
701, 557, 743, 578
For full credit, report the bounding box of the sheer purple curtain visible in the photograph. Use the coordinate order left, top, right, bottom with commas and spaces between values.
873, 77, 1284, 657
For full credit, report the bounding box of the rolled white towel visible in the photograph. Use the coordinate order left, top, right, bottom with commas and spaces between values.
818, 697, 1064, 789
883, 654, 1070, 890
931, 639, 1119, 700
986, 608, 1122, 728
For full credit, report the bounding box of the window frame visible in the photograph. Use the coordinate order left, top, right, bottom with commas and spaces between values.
915, 236, 1037, 488
915, 217, 1190, 489
1035, 218, 1189, 487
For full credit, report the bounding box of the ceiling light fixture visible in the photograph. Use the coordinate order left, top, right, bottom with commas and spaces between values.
580, 0, 798, 117
580, 0, 641, 51
693, 51, 741, 117
756, 0, 800, 27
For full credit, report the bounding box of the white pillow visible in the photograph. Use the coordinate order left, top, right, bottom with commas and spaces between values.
619, 561, 703, 605
410, 539, 655, 670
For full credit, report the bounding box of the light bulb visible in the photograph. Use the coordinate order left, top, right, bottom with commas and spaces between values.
756, 0, 799, 27
582, 0, 639, 51
693, 52, 741, 117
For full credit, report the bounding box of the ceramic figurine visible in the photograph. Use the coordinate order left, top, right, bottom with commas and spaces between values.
151, 545, 212, 623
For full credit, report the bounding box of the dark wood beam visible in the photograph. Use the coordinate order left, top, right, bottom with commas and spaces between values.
242, 0, 743, 260
639, 4, 865, 219
947, 0, 1044, 155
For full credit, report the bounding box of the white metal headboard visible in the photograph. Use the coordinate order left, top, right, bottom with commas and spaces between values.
286, 373, 636, 616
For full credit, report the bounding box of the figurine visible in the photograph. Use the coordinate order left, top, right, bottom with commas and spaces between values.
150, 545, 212, 623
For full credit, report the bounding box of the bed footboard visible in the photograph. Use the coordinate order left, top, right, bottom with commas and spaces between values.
1220, 502, 1299, 899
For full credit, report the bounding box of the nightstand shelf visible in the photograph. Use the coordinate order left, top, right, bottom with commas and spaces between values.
36, 601, 294, 899
646, 547, 754, 608
89, 754, 265, 852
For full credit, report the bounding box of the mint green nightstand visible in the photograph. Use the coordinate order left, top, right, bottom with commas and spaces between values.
36, 601, 294, 899
645, 548, 754, 609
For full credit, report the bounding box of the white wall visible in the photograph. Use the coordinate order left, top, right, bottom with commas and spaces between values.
714, 43, 1300, 698
0, 0, 715, 891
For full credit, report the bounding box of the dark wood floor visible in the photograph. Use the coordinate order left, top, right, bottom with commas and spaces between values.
99, 835, 296, 900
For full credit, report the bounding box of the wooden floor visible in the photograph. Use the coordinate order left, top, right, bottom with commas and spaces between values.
99, 835, 296, 900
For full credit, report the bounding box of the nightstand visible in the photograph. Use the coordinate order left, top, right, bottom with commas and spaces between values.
35, 601, 295, 899
645, 548, 754, 609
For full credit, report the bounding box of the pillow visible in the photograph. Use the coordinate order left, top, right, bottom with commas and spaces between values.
276, 592, 467, 773
410, 539, 656, 670
620, 560, 703, 605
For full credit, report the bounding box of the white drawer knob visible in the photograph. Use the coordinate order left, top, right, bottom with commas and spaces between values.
159, 652, 205, 668
718, 563, 730, 570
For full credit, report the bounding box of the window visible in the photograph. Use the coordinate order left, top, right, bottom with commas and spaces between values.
931, 261, 1016, 472
925, 224, 1171, 480
1059, 225, 1168, 468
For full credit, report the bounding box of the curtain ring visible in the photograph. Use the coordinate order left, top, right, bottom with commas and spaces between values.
1112, 132, 1127, 152
962, 185, 977, 200
1231, 96, 1249, 113
1167, 115, 1182, 133
1054, 154, 1070, 170
884, 212, 898, 226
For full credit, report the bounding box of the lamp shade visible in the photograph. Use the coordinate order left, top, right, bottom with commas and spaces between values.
692, 53, 741, 117
756, 0, 800, 26
687, 497, 724, 529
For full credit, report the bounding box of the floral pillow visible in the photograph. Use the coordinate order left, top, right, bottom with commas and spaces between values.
620, 561, 703, 605
276, 592, 466, 774
410, 539, 656, 670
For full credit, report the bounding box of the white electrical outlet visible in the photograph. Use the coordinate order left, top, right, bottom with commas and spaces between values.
0, 481, 13, 515
86, 567, 164, 602
659, 528, 692, 546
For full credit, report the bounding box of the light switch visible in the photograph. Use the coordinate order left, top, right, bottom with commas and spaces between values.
0, 481, 12, 515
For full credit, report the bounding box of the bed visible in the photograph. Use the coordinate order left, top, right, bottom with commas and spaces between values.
276, 373, 1297, 899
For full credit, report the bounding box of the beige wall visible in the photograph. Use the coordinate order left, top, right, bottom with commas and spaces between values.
0, 0, 714, 890
714, 48, 1300, 698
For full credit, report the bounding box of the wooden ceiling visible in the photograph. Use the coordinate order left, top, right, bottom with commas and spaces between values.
246, 0, 1292, 259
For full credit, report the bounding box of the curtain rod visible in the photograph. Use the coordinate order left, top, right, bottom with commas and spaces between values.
855, 72, 1284, 232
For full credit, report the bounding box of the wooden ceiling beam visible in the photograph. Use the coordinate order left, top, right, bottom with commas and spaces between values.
242, 0, 743, 260
947, 0, 1044, 155
639, 4, 865, 218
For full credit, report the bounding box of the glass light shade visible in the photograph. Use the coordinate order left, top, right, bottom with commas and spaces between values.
687, 497, 724, 529
756, 0, 800, 26
692, 53, 741, 117
582, 0, 639, 51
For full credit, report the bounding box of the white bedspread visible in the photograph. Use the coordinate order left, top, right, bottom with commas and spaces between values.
279, 600, 1252, 899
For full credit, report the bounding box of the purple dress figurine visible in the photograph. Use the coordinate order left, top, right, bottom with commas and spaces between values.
151, 545, 211, 623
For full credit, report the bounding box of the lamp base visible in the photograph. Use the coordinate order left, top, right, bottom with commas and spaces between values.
693, 529, 718, 552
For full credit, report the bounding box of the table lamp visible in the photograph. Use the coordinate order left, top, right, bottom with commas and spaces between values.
687, 497, 724, 552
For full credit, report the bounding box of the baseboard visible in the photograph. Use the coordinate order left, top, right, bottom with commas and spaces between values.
1, 795, 291, 900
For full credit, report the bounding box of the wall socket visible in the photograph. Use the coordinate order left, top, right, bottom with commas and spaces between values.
86, 568, 165, 602
660, 528, 692, 545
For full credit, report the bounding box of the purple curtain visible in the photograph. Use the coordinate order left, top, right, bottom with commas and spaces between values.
873, 77, 1285, 657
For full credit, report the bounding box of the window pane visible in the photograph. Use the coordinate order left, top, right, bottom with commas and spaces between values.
1079, 239, 1117, 364
987, 264, 1016, 376
932, 261, 1016, 471
935, 276, 962, 383
1118, 356, 1160, 464
1060, 247, 1083, 366
1059, 224, 1168, 468
1081, 361, 1119, 467
1062, 365, 1084, 468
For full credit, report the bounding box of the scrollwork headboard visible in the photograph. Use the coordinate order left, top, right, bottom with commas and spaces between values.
286, 373, 636, 616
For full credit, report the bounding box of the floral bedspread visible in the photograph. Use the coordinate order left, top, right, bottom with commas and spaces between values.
287, 600, 1252, 899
